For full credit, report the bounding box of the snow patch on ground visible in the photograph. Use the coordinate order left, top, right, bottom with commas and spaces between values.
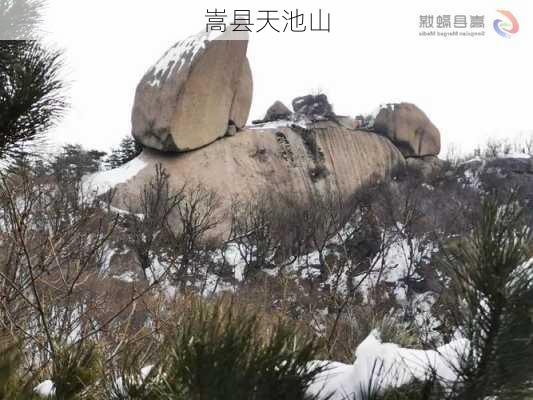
108, 205, 145, 220
34, 380, 55, 397
461, 156, 484, 165
146, 256, 168, 285
496, 152, 532, 159
220, 243, 248, 282
249, 116, 311, 130
100, 247, 116, 276
249, 120, 294, 130
356, 230, 436, 304
112, 365, 156, 396
82, 156, 147, 198
462, 152, 531, 166
114, 271, 138, 283
308, 331, 469, 400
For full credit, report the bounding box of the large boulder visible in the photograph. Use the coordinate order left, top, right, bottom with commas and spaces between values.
373, 103, 441, 157
95, 124, 406, 236
132, 30, 253, 153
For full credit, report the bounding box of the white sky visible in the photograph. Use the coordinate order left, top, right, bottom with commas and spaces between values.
41, 0, 533, 156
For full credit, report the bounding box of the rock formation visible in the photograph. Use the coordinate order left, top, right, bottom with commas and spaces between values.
131, 30, 253, 153
373, 103, 441, 157
89, 30, 449, 237
114, 123, 405, 217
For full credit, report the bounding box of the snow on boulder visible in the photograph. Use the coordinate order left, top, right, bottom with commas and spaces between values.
132, 30, 253, 153
307, 331, 468, 400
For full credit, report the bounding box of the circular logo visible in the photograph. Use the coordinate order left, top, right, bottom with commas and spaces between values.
493, 10, 519, 38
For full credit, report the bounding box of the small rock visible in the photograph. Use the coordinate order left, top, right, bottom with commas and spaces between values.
226, 124, 238, 137
264, 101, 292, 122
406, 156, 443, 178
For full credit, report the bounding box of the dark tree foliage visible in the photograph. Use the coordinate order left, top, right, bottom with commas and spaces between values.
158, 300, 325, 400
0, 0, 65, 165
0, 40, 65, 163
50, 144, 106, 183
106, 135, 143, 169
439, 193, 533, 400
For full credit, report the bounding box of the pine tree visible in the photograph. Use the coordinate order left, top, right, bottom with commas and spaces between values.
440, 193, 533, 400
106, 135, 143, 169
50, 144, 106, 183
0, 0, 65, 164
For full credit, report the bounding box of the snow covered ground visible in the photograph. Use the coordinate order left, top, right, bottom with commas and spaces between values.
307, 331, 468, 400
248, 115, 313, 130
34, 380, 56, 397
81, 154, 147, 198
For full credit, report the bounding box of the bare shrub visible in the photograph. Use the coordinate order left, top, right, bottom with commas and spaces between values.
160, 183, 223, 287
122, 164, 181, 273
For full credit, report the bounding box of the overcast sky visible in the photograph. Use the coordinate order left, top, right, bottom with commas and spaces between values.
41, 0, 533, 156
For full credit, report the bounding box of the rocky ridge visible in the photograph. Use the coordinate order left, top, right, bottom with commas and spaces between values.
94, 30, 448, 228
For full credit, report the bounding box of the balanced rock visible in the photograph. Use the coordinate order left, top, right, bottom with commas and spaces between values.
264, 101, 292, 122
132, 30, 253, 152
373, 103, 441, 157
